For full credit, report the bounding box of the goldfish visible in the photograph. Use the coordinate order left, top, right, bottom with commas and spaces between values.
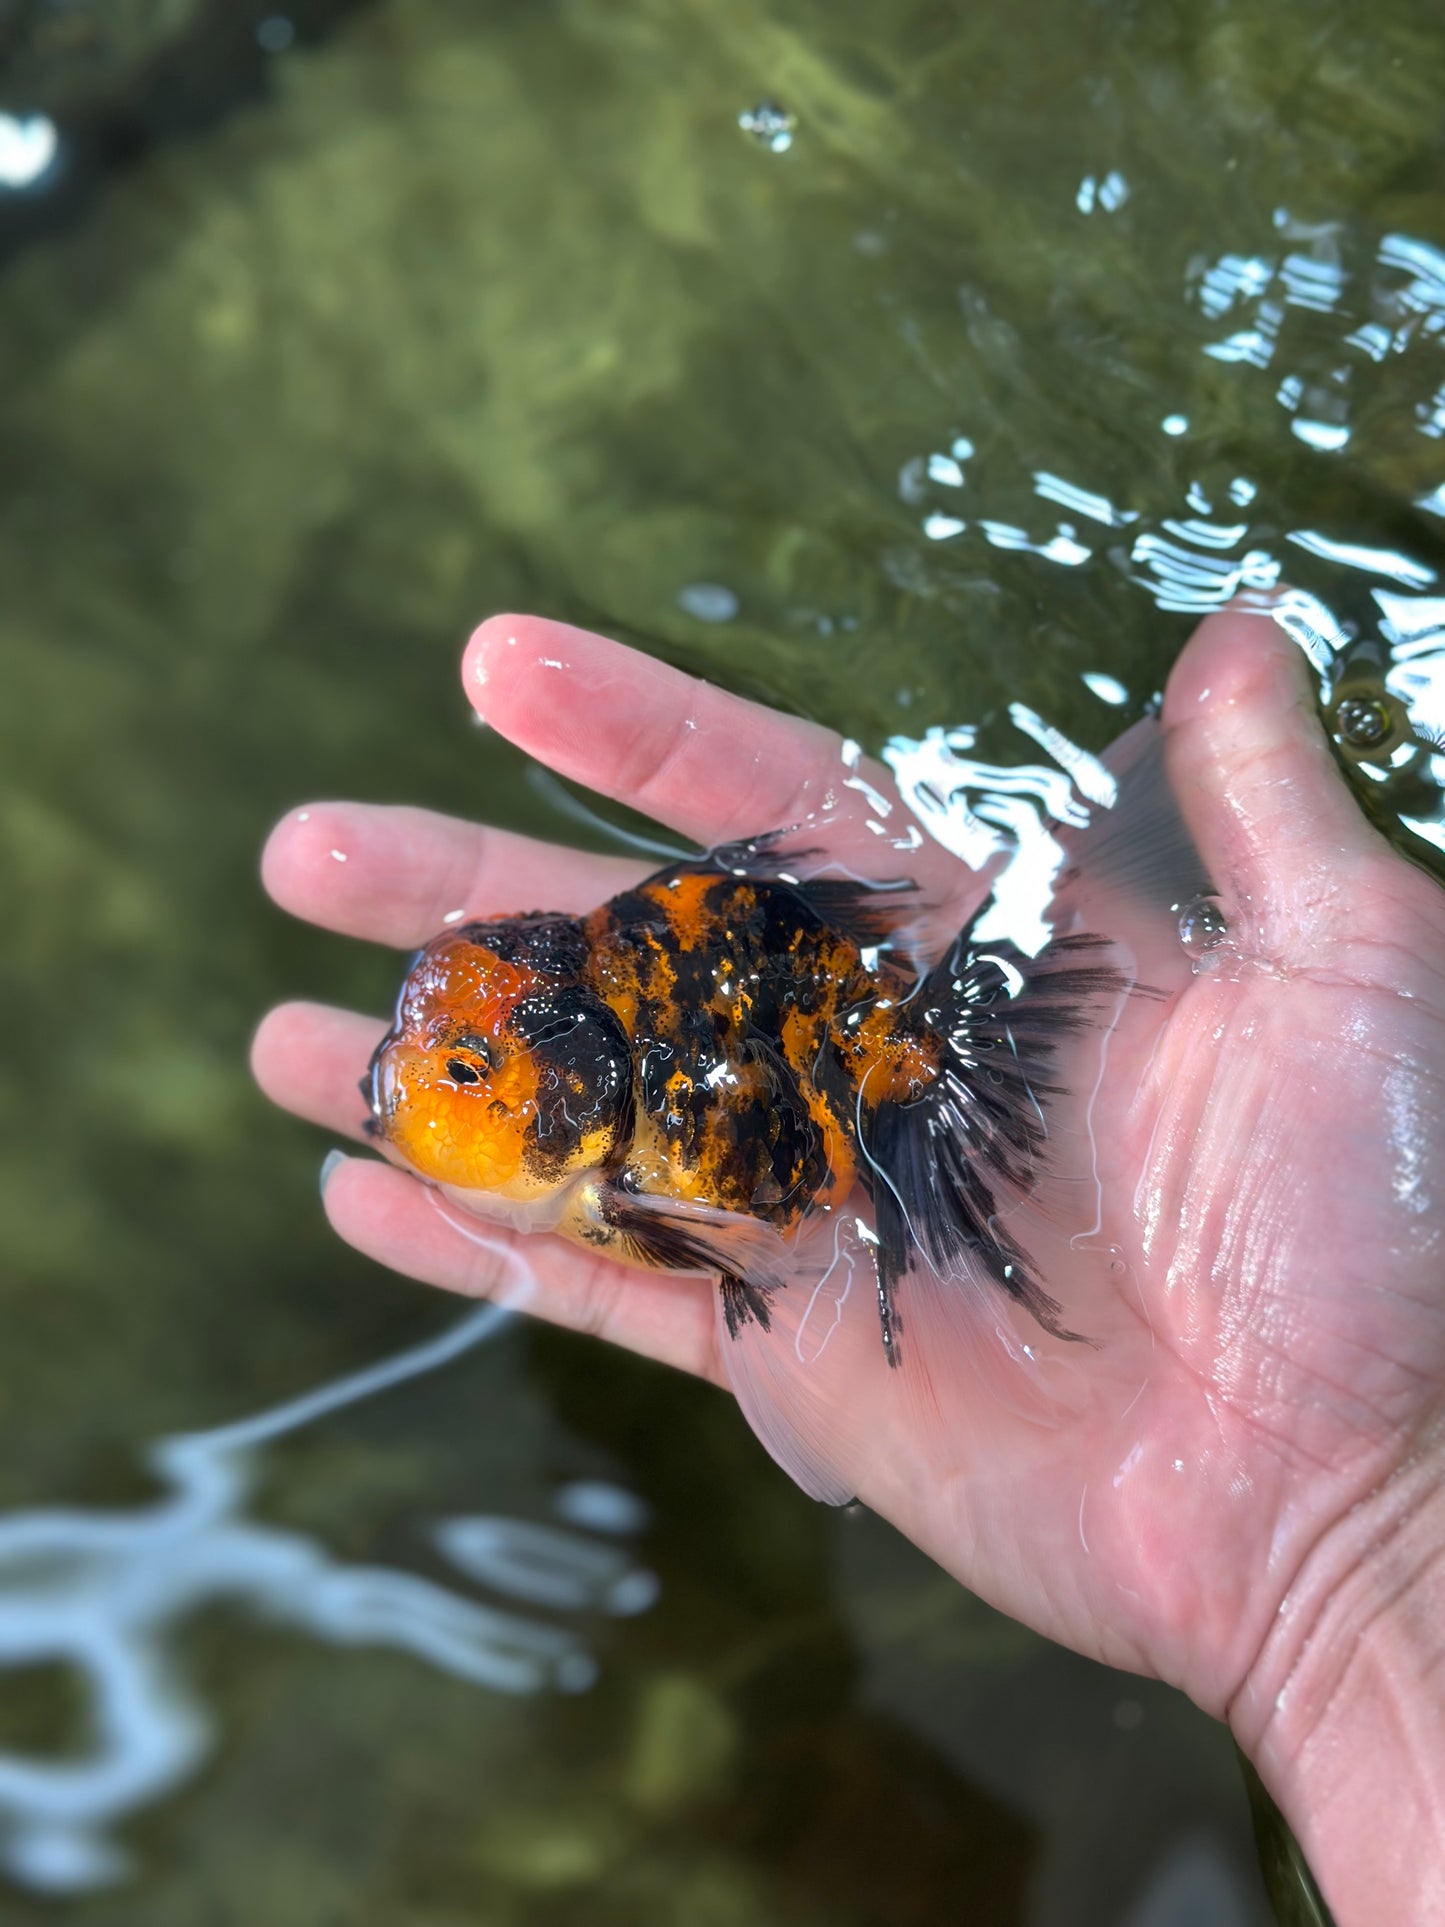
365, 723, 1208, 1498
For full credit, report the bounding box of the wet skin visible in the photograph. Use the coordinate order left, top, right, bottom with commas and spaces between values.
255, 609, 1445, 1925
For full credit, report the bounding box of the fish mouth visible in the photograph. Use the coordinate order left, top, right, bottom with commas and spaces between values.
360, 1034, 400, 1135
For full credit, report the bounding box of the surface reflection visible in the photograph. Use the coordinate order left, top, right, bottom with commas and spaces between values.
886, 593, 1445, 960
0, 114, 57, 190
0, 1303, 656, 1896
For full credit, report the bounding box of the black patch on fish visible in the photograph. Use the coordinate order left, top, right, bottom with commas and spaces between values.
651, 840, 921, 954
633, 1012, 826, 1226
508, 987, 631, 1177
451, 912, 592, 978
591, 887, 670, 947
863, 932, 1127, 1347
729, 1037, 827, 1218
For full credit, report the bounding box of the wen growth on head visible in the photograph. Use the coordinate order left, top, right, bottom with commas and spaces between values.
366, 729, 1210, 1502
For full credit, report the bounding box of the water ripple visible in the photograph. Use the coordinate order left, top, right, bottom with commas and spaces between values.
0, 1299, 656, 1895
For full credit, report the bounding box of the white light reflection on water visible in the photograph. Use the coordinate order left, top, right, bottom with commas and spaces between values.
1267, 587, 1348, 675
879, 186, 1445, 866
737, 102, 795, 154
885, 578, 1445, 933
1033, 471, 1134, 529
677, 581, 740, 623
1381, 593, 1445, 814
1287, 530, 1436, 589
889, 197, 1443, 695
881, 723, 1088, 956
0, 1302, 657, 1895
1076, 171, 1129, 216
1082, 672, 1129, 707
0, 115, 58, 191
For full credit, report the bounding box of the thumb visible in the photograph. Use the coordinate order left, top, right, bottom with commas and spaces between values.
1161, 608, 1395, 963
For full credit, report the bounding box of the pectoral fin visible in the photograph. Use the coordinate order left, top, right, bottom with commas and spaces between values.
579, 1182, 792, 1334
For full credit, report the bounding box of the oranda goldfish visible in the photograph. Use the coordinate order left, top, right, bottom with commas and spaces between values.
366, 835, 1145, 1365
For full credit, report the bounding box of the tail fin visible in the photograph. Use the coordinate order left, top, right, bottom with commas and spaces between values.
862, 935, 1128, 1361
860, 722, 1208, 1366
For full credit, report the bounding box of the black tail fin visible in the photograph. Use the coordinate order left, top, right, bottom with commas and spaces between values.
862, 934, 1127, 1358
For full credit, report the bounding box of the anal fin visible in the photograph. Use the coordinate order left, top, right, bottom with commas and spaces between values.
718, 1274, 774, 1338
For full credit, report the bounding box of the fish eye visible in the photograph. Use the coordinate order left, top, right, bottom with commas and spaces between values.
445, 1057, 482, 1085
450, 1031, 500, 1071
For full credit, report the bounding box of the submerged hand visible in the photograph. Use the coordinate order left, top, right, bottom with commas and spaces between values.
255, 609, 1445, 1924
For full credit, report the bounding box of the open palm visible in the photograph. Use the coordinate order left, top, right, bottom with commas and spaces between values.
254, 608, 1445, 1766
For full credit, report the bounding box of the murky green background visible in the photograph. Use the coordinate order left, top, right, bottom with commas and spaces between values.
3, 0, 1443, 1919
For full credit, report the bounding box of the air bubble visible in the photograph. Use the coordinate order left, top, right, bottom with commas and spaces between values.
1334, 694, 1390, 748
1177, 894, 1228, 960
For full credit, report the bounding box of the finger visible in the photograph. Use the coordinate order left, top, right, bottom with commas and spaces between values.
464, 614, 949, 876
322, 1153, 727, 1387
1162, 608, 1399, 958
252, 1001, 382, 1139
262, 802, 648, 948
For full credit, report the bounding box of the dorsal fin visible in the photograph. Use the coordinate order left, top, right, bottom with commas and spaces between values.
656, 832, 923, 952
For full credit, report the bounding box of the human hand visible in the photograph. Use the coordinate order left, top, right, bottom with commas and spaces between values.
254, 608, 1445, 1924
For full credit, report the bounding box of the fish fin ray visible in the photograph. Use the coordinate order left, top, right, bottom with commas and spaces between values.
1053, 722, 1213, 928
867, 933, 1125, 1322
594, 1185, 791, 1294
857, 930, 1130, 1418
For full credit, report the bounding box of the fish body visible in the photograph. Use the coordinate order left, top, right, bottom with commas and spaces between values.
368, 839, 1127, 1355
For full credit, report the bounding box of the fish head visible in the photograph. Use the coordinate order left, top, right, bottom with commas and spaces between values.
368, 920, 632, 1200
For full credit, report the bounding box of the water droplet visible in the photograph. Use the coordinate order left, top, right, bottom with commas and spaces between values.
738, 103, 795, 153
1177, 894, 1228, 959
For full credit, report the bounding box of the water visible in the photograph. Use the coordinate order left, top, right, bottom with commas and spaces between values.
3, 0, 1442, 1918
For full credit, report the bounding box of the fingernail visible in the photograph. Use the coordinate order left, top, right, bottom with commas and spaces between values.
320, 1149, 348, 1198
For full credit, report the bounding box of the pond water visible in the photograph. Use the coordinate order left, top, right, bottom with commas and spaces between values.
2, 0, 1443, 1920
